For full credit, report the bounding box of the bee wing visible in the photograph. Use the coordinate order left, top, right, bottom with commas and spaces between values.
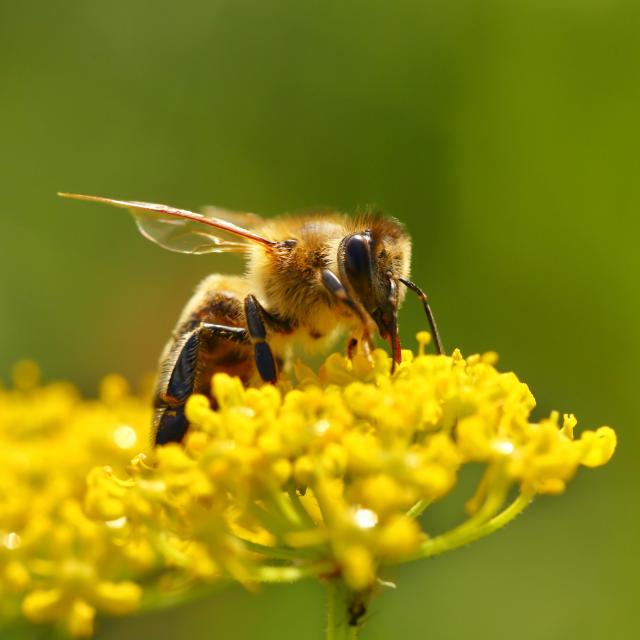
59, 193, 275, 254
200, 206, 266, 229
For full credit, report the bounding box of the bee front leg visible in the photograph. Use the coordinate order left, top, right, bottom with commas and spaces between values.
243, 295, 278, 384
346, 335, 375, 359
320, 269, 375, 358
155, 323, 248, 445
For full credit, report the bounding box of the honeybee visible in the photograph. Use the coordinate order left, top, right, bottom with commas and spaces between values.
60, 193, 443, 445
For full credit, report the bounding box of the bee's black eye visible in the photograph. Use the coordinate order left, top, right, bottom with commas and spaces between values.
343, 233, 374, 292
280, 239, 297, 249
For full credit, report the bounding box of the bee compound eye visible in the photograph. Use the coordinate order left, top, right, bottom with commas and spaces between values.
344, 234, 373, 283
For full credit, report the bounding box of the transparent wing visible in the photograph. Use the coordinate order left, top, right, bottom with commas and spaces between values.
200, 206, 266, 230
132, 208, 250, 254
59, 193, 275, 254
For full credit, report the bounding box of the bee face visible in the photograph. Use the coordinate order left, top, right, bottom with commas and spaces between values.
337, 226, 410, 362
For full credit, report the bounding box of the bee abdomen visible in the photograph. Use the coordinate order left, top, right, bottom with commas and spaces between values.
153, 288, 255, 445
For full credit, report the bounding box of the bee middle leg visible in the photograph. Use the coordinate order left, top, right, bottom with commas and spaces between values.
243, 294, 279, 384
154, 322, 248, 445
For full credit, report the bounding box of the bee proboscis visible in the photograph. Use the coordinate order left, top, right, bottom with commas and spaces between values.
59, 193, 443, 445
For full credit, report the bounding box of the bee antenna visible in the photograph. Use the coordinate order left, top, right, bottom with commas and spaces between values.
385, 273, 402, 372
397, 277, 444, 355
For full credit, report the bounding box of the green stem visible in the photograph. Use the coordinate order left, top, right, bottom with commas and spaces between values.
246, 502, 291, 537
267, 488, 304, 528
136, 561, 336, 616
325, 580, 361, 640
255, 559, 336, 583
287, 484, 317, 527
235, 536, 319, 560
406, 497, 433, 519
326, 579, 337, 640
406, 491, 533, 562
326, 580, 347, 640
136, 579, 228, 615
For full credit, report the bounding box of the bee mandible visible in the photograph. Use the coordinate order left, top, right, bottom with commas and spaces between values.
59, 193, 443, 445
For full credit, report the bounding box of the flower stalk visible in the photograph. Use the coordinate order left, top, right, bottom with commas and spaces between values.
325, 579, 361, 640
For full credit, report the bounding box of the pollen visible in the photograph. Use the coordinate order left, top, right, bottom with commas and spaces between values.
0, 338, 616, 636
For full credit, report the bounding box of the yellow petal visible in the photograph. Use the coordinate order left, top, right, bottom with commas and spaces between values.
579, 426, 617, 468
92, 580, 142, 615
340, 545, 376, 591
22, 588, 65, 623
68, 599, 95, 637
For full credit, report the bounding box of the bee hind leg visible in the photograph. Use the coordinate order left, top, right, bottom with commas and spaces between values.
154, 323, 248, 445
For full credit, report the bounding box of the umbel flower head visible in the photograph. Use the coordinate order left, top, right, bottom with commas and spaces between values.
0, 334, 616, 637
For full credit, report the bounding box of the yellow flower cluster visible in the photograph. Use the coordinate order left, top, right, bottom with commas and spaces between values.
0, 363, 151, 636
0, 336, 616, 636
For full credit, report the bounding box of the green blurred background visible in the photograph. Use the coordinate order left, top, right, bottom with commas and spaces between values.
1, 0, 637, 638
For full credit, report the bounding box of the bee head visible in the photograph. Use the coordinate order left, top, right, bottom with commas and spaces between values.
337, 221, 411, 365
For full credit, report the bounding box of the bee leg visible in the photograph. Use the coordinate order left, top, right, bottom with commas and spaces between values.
243, 295, 278, 384
155, 323, 248, 445
397, 277, 444, 355
321, 269, 363, 320
347, 337, 358, 359
321, 269, 374, 354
